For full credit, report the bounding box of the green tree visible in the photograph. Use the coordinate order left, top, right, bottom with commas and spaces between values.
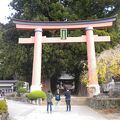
0, 23, 33, 82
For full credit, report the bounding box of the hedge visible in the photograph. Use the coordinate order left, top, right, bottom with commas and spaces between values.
26, 90, 46, 101
0, 100, 8, 113
17, 87, 28, 94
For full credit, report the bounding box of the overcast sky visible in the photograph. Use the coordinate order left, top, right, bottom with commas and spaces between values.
0, 0, 15, 24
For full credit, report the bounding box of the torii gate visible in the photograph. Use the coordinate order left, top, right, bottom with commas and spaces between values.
13, 16, 116, 96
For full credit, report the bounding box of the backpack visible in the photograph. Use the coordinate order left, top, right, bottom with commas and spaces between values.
47, 93, 53, 102
55, 94, 60, 101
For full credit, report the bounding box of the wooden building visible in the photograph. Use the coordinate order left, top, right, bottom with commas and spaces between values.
0, 80, 17, 93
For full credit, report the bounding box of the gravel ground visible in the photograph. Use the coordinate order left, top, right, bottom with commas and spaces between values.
96, 109, 120, 120
104, 113, 120, 120
7, 100, 108, 120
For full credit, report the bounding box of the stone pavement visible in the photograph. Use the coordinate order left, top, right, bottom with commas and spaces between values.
7, 100, 108, 120
103, 113, 120, 120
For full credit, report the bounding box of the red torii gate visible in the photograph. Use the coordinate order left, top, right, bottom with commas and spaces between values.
13, 16, 116, 96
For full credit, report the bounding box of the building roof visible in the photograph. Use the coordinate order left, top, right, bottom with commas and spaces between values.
0, 84, 14, 86
58, 73, 74, 80
0, 80, 17, 83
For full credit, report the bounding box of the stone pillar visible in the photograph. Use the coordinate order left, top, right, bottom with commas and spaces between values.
85, 26, 100, 96
30, 28, 42, 91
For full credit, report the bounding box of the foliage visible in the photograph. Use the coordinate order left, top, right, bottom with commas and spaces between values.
81, 44, 120, 85
97, 44, 120, 82
15, 81, 24, 90
0, 100, 8, 113
0, 25, 33, 81
26, 90, 46, 100
80, 63, 88, 86
81, 78, 88, 86
16, 81, 28, 96
17, 87, 28, 94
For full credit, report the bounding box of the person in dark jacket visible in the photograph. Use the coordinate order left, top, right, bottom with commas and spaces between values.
55, 89, 61, 105
53, 89, 61, 111
47, 90, 53, 113
64, 89, 71, 111
55, 89, 61, 101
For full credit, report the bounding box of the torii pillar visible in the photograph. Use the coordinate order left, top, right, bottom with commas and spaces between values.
86, 27, 99, 96
31, 28, 42, 91
13, 16, 116, 96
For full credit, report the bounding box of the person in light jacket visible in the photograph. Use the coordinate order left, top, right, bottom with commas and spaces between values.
47, 90, 53, 113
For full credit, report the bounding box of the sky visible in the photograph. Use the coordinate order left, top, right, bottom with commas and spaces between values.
0, 0, 15, 24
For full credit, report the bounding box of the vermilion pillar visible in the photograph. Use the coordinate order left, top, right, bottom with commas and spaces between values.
86, 26, 100, 96
31, 28, 42, 91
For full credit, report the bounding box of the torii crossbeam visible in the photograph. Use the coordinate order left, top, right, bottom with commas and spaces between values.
19, 35, 110, 44
13, 16, 116, 96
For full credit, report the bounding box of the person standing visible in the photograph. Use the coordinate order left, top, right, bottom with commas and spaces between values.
53, 89, 61, 111
47, 90, 53, 113
64, 89, 71, 112
55, 89, 61, 105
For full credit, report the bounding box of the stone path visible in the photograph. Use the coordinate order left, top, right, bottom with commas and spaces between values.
7, 100, 109, 120
103, 113, 120, 120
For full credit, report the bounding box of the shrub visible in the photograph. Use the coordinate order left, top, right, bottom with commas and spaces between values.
26, 90, 46, 101
16, 81, 24, 90
81, 79, 88, 86
17, 87, 28, 94
0, 100, 8, 113
16, 87, 28, 97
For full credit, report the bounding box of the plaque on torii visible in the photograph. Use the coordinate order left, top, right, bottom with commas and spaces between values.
13, 16, 116, 96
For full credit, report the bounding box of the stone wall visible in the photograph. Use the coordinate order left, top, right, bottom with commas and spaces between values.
0, 112, 10, 120
87, 97, 120, 109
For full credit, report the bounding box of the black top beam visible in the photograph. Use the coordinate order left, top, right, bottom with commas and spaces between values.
13, 16, 116, 26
